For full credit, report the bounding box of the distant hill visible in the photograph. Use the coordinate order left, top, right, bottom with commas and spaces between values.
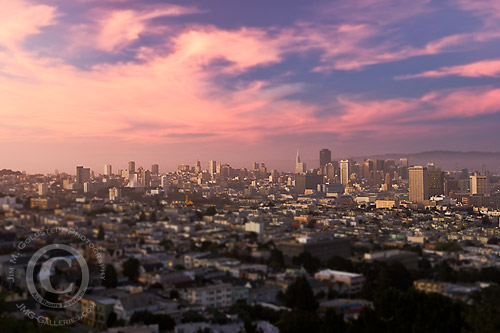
0, 169, 22, 176
351, 151, 500, 171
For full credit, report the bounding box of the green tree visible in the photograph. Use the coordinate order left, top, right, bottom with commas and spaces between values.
292, 252, 321, 275
122, 258, 140, 281
277, 310, 321, 333
130, 310, 175, 331
268, 248, 285, 270
98, 226, 105, 240
205, 206, 217, 216
283, 276, 318, 312
181, 310, 205, 323
103, 264, 118, 288
170, 289, 180, 299
321, 308, 345, 333
106, 311, 117, 328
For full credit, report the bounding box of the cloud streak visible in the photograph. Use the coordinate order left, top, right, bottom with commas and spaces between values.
397, 59, 500, 79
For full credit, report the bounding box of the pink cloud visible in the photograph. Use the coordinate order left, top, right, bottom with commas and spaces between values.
71, 5, 200, 53
397, 59, 500, 79
1, 0, 500, 153
0, 0, 58, 50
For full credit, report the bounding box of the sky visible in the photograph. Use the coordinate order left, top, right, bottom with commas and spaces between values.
1, 0, 500, 173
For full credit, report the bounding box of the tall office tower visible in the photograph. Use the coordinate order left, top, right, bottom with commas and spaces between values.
470, 172, 489, 195
362, 159, 374, 185
340, 160, 349, 185
269, 169, 279, 182
76, 166, 91, 184
128, 161, 136, 174
295, 150, 306, 174
409, 166, 428, 203
375, 159, 385, 172
140, 169, 151, 187
460, 168, 469, 180
385, 159, 395, 169
385, 173, 391, 187
194, 161, 202, 173
104, 164, 112, 176
253, 162, 259, 171
259, 162, 267, 178
161, 175, 169, 189
427, 171, 445, 197
319, 149, 332, 167
208, 160, 217, 176
399, 158, 409, 167
151, 164, 159, 175
427, 163, 436, 171
38, 183, 48, 196
220, 164, 232, 178
325, 163, 335, 182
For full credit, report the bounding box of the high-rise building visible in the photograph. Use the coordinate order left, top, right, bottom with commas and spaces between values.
319, 149, 332, 167
209, 160, 217, 176
295, 173, 323, 194
399, 158, 409, 167
128, 161, 135, 174
325, 163, 335, 182
220, 164, 232, 178
362, 160, 374, 182
470, 172, 489, 195
427, 171, 445, 197
38, 183, 48, 196
295, 150, 306, 174
76, 166, 91, 185
104, 164, 112, 176
340, 160, 349, 185
161, 175, 169, 189
409, 166, 428, 203
151, 164, 159, 175
194, 161, 202, 173
140, 169, 151, 187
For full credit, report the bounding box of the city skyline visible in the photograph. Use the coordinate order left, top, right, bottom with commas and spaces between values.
2, 0, 500, 172
4, 148, 500, 175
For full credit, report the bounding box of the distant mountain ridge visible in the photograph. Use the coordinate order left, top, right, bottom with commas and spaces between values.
350, 151, 500, 171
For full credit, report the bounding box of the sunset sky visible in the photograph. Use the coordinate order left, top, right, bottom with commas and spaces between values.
2, 0, 500, 173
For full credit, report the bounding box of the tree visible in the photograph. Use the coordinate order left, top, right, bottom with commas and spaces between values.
206, 206, 217, 216
435, 241, 462, 252
306, 219, 316, 229
487, 237, 500, 245
122, 258, 140, 281
321, 308, 345, 333
106, 312, 117, 328
181, 310, 205, 323
326, 256, 353, 272
130, 310, 175, 331
98, 226, 105, 240
277, 310, 321, 333
103, 264, 118, 288
208, 242, 219, 253
292, 252, 321, 275
150, 211, 157, 222
268, 248, 285, 270
169, 289, 179, 299
283, 276, 318, 312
